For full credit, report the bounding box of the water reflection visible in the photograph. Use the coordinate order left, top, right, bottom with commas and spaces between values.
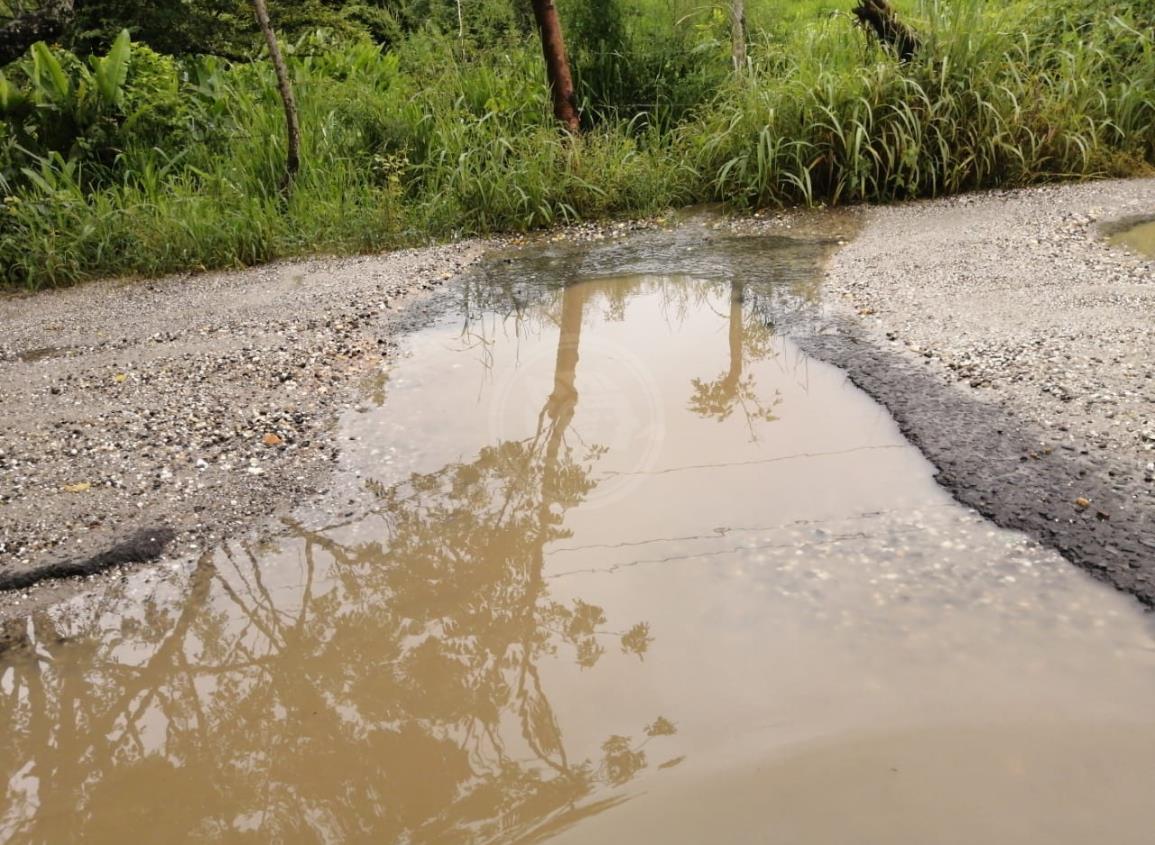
1, 524, 668, 842
3, 236, 1155, 844
0, 280, 682, 843
687, 280, 780, 437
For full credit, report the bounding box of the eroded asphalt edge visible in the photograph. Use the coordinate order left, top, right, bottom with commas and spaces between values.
797, 326, 1155, 609
795, 179, 1155, 610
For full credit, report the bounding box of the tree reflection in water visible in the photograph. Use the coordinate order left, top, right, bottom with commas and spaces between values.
688, 280, 781, 438
0, 280, 675, 844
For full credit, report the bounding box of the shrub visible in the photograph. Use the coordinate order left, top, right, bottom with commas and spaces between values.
1, 0, 1153, 288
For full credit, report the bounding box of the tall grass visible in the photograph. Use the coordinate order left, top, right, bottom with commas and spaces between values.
1, 0, 1153, 289
687, 2, 1155, 205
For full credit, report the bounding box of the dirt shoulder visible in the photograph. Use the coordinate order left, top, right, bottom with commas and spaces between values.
0, 243, 488, 607
799, 178, 1155, 607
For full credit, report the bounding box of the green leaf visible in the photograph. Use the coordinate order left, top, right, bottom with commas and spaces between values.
30, 42, 70, 102
95, 29, 132, 107
0, 71, 25, 114
19, 167, 54, 194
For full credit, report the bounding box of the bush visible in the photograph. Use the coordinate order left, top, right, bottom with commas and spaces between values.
0, 0, 1153, 288
0, 32, 193, 186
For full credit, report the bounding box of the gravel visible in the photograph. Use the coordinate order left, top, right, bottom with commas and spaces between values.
802, 177, 1155, 606
826, 179, 1155, 458
0, 243, 489, 606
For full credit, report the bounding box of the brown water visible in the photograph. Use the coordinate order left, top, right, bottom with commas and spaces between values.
3, 235, 1155, 843
1109, 218, 1155, 258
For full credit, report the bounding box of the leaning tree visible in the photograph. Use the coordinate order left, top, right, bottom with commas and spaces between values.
251, 0, 301, 190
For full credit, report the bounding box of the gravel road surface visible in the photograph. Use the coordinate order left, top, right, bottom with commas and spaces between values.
801, 178, 1155, 607
2, 181, 1152, 620
0, 243, 487, 607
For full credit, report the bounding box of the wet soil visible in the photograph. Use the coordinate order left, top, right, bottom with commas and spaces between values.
1, 227, 1154, 842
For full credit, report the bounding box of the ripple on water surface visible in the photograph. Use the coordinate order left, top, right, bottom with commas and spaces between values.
2, 234, 1154, 844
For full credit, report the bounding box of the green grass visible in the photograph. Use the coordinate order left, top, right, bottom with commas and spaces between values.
1, 0, 1152, 289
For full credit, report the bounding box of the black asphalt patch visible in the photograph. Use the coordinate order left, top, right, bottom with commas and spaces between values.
0, 526, 176, 593
799, 323, 1155, 610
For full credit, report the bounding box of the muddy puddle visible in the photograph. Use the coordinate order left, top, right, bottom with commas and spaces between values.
3, 231, 1155, 843
1108, 218, 1155, 258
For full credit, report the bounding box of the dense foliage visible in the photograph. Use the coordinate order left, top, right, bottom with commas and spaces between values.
0, 0, 1152, 287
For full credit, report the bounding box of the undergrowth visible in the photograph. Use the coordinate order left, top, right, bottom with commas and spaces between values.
0, 0, 1152, 288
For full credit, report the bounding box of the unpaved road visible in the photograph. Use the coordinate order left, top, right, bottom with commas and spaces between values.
800, 178, 1155, 606
0, 244, 487, 607
1, 179, 1153, 620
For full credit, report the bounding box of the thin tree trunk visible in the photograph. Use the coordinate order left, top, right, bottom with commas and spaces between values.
251, 0, 301, 189
529, 0, 580, 132
0, 0, 74, 66
730, 0, 747, 74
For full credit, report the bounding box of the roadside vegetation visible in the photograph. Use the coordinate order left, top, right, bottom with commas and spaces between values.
0, 0, 1152, 288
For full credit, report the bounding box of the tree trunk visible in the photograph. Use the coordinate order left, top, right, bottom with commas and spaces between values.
544, 282, 587, 456
725, 281, 745, 390
852, 0, 920, 62
529, 0, 580, 133
251, 0, 301, 189
730, 0, 747, 74
0, 0, 74, 66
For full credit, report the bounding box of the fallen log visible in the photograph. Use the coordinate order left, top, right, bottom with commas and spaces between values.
0, 526, 175, 593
